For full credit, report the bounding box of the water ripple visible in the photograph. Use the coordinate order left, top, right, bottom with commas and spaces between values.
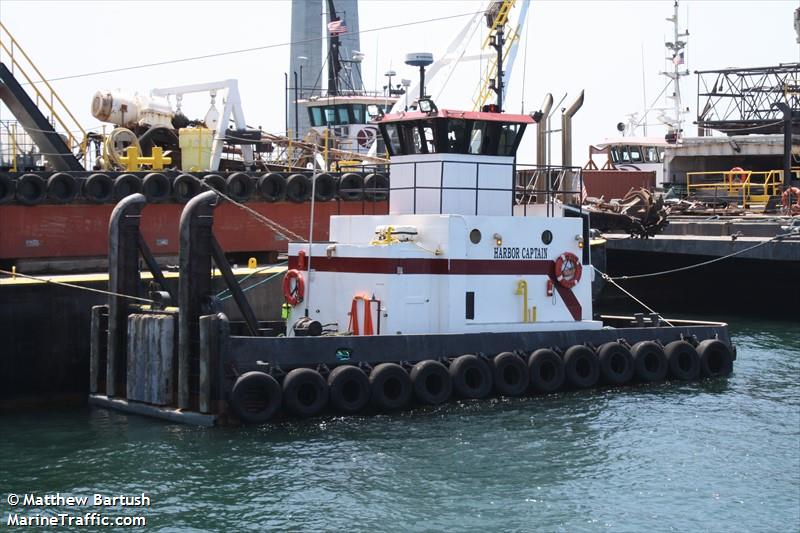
1, 319, 798, 531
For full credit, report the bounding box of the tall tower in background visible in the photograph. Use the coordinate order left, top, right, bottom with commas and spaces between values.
289, 0, 362, 136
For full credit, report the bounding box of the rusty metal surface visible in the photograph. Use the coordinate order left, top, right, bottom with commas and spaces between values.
582, 170, 656, 200
585, 188, 667, 238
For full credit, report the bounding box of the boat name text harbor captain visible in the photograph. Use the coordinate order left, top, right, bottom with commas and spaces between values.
493, 247, 548, 259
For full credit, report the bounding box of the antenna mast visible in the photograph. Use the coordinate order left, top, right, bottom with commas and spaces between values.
661, 0, 689, 141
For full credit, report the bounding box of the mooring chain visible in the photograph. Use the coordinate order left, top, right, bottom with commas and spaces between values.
189, 174, 308, 242
0, 268, 155, 304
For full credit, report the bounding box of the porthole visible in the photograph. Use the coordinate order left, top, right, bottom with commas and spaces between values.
541, 230, 553, 245
469, 229, 482, 244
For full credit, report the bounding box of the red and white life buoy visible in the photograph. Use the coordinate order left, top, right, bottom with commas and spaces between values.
283, 269, 305, 306
730, 166, 747, 183
554, 252, 582, 289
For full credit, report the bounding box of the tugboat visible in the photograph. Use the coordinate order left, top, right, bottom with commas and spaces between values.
88, 95, 736, 425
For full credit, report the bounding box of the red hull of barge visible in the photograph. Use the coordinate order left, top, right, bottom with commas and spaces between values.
0, 201, 388, 260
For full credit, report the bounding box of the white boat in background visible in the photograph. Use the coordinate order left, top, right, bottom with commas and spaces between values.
587, 137, 669, 187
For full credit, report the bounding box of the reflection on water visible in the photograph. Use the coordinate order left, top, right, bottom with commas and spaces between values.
0, 317, 798, 531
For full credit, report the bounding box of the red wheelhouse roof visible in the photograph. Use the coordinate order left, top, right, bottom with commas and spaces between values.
377, 109, 534, 124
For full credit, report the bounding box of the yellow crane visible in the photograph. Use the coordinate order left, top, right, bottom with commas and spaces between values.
472, 0, 525, 112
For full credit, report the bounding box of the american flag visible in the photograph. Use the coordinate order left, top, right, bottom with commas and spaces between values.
327, 19, 347, 35
672, 51, 685, 66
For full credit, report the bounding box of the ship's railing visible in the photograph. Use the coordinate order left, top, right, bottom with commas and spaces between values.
0, 119, 39, 171
0, 22, 87, 160
515, 164, 584, 217
686, 168, 799, 207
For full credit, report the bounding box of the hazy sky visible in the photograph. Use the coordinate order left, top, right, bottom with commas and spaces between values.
0, 0, 797, 164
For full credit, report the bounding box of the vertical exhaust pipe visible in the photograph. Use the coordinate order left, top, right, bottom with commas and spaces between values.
561, 90, 584, 168
535, 93, 553, 167
561, 91, 585, 203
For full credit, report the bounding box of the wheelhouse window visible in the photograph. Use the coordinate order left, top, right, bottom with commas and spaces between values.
497, 123, 520, 156
378, 116, 526, 156
469, 121, 485, 154
383, 123, 401, 155
446, 119, 468, 153
308, 104, 371, 127
324, 107, 336, 125
422, 122, 436, 153
644, 146, 660, 163
352, 104, 365, 124
309, 107, 324, 127
399, 123, 424, 154
337, 105, 350, 125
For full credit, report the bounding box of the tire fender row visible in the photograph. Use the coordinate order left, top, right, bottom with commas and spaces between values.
228, 337, 734, 424
0, 171, 389, 206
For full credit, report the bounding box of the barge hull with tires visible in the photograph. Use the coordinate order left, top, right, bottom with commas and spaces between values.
88, 307, 735, 426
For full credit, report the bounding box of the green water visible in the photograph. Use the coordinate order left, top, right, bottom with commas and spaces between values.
1, 315, 798, 532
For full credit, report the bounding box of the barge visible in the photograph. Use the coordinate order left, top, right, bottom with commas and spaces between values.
89, 101, 736, 425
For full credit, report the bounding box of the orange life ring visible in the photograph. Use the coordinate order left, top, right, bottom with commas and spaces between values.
554, 252, 582, 289
782, 186, 800, 214
283, 269, 305, 306
730, 166, 747, 183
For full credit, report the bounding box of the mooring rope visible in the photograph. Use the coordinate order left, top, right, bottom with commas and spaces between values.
592, 266, 674, 327
609, 230, 797, 281
0, 268, 155, 304
215, 261, 287, 300
190, 175, 308, 242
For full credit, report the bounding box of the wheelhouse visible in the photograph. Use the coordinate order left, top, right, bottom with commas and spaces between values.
304, 98, 394, 128
377, 109, 531, 157
595, 138, 668, 166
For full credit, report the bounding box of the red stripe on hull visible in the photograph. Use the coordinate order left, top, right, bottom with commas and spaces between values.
288, 255, 583, 320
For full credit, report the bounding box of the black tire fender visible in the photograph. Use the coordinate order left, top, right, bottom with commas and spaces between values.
286, 173, 311, 203
142, 172, 171, 202
313, 172, 337, 202
327, 365, 370, 414
410, 359, 452, 405
364, 172, 389, 201
46, 172, 78, 203
16, 173, 46, 205
449, 354, 493, 399
597, 342, 634, 385
172, 173, 200, 203
83, 173, 114, 203
369, 363, 411, 410
696, 339, 733, 378
492, 352, 530, 397
282, 367, 329, 417
564, 345, 599, 389
338, 172, 363, 201
113, 173, 142, 201
258, 173, 286, 202
202, 173, 227, 194
631, 341, 668, 382
528, 348, 565, 393
226, 172, 254, 202
665, 340, 701, 381
229, 371, 282, 424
